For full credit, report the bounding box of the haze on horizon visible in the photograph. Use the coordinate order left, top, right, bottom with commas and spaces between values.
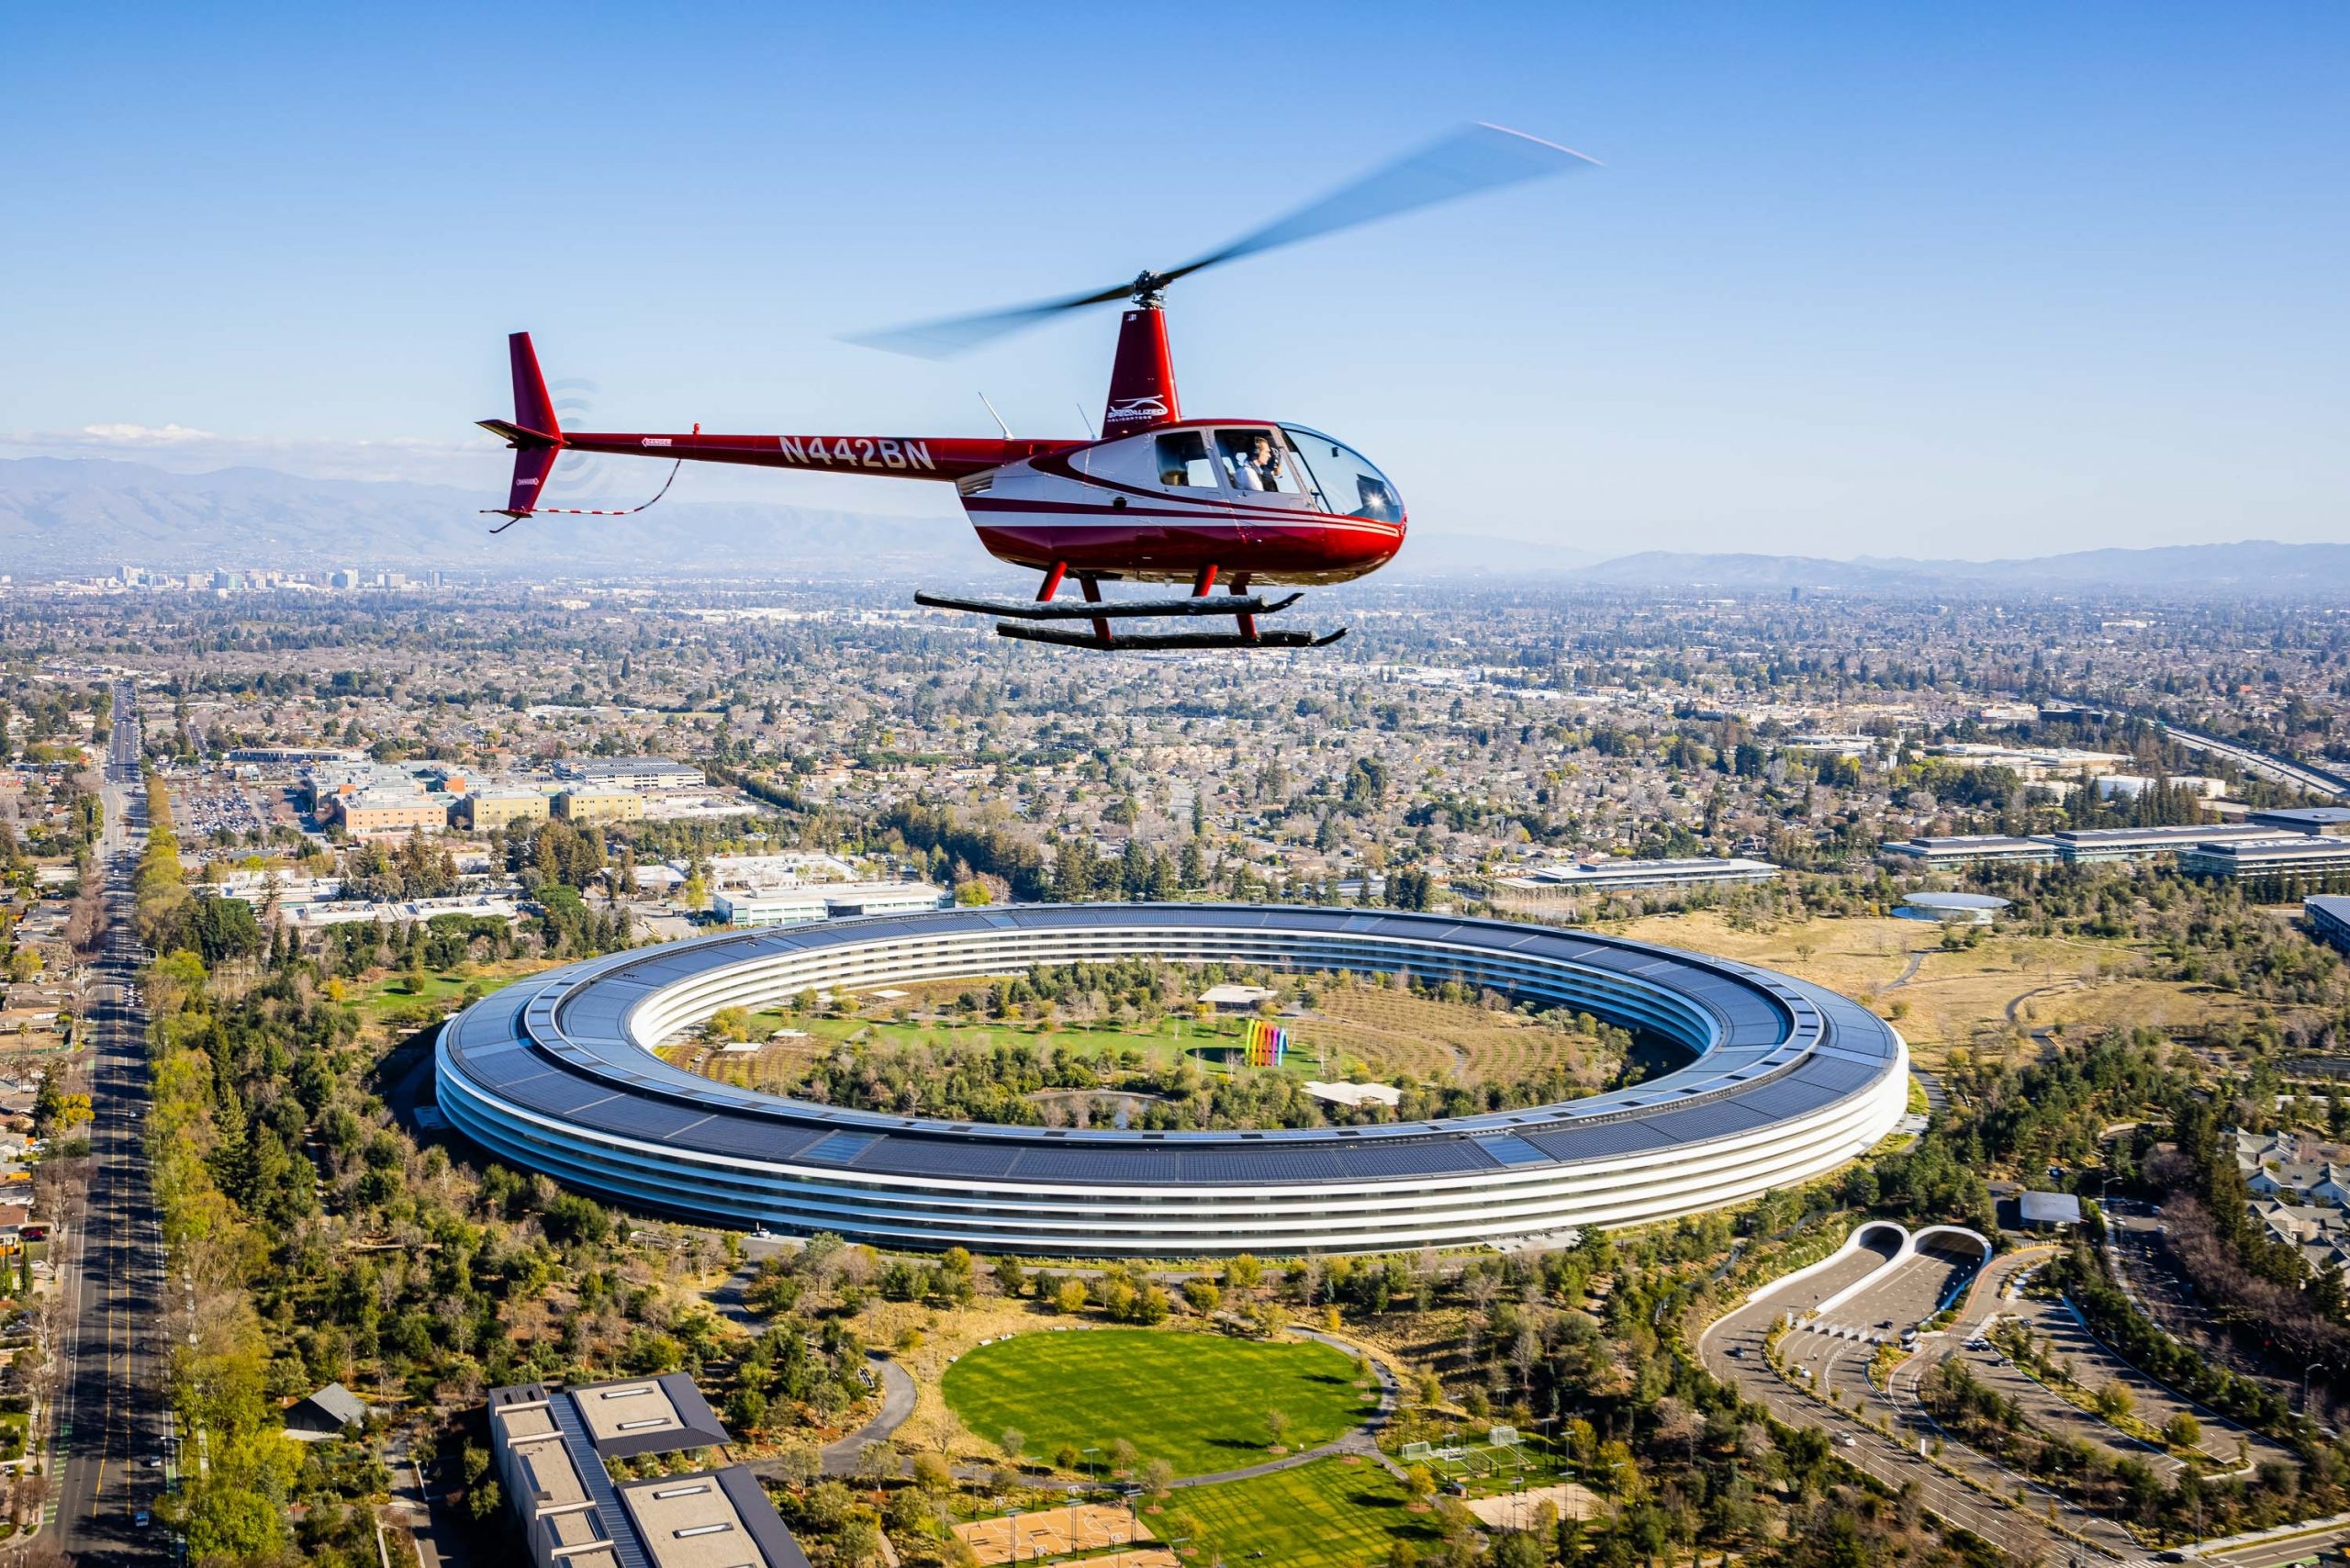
3, 2, 2344, 561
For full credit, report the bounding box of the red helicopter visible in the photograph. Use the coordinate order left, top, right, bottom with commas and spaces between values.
480, 124, 1595, 650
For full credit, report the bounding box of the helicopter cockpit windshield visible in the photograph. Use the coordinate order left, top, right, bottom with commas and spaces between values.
1281, 426, 1403, 522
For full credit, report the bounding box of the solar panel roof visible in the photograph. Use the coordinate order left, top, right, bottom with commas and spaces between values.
446, 903, 1899, 1184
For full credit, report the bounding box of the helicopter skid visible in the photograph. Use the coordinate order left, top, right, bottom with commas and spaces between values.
995, 623, 1346, 652
914, 589, 1302, 622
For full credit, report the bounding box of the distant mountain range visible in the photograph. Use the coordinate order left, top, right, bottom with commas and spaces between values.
5, 455, 2346, 597
0, 455, 980, 578
1565, 541, 2350, 595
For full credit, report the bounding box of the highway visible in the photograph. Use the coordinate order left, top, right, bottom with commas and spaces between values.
2159, 723, 2350, 801
44, 683, 169, 1564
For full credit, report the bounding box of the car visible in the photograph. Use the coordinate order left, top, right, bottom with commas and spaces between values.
1835, 1434, 1858, 1448
134, 1510, 150, 1528
144, 1456, 162, 1469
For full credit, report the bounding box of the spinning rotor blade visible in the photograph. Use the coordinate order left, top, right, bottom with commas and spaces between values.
849, 121, 1597, 360
1161, 122, 1599, 283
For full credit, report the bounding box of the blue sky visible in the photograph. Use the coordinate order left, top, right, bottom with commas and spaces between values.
4, 2, 2344, 557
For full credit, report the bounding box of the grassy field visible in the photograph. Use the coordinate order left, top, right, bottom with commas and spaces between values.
691, 974, 1610, 1098
1300, 981, 1609, 1087
1151, 1456, 1440, 1568
1608, 909, 2266, 1067
940, 1329, 1367, 1478
343, 960, 553, 1026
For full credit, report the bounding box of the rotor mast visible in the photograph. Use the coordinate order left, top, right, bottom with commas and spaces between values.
1102, 274, 1181, 435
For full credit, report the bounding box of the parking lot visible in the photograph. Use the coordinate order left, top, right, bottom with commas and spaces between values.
171, 778, 284, 845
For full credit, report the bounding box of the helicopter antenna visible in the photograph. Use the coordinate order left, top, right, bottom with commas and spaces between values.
977, 391, 1013, 440
1075, 401, 1098, 440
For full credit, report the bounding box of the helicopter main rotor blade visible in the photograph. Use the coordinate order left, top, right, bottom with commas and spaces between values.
1158, 122, 1598, 286
844, 280, 1136, 360
846, 122, 1596, 361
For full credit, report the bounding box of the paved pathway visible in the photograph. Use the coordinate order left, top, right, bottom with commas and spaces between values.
819, 1357, 920, 1476
1910, 1066, 1949, 1119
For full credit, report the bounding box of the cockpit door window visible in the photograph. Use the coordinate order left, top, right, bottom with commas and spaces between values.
1153, 431, 1221, 490
1214, 428, 1309, 498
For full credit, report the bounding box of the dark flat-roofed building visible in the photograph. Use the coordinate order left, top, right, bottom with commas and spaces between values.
2308, 896, 2350, 954
2180, 835, 2350, 890
2250, 807, 2350, 837
487, 1377, 805, 1568
2045, 823, 2280, 865
1881, 834, 2057, 869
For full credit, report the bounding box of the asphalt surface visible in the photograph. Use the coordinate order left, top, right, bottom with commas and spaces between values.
47, 685, 169, 1562
1704, 1241, 2146, 1566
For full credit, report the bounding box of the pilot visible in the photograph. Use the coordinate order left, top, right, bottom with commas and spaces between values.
1231, 432, 1284, 491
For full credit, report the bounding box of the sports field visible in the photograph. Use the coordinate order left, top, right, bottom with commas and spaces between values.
1154, 1457, 1440, 1568
940, 1329, 1366, 1479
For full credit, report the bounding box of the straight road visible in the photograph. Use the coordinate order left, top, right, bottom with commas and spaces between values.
47, 683, 169, 1564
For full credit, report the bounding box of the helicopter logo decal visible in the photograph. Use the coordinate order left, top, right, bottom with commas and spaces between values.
1104, 396, 1169, 427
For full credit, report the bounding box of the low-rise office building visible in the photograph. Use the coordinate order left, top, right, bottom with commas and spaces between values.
1493, 857, 1778, 900
1880, 834, 2058, 869
2304, 895, 2350, 954
338, 792, 450, 837
461, 789, 554, 832
2250, 807, 2350, 837
2096, 774, 2225, 801
711, 881, 947, 927
487, 1375, 808, 1568
2181, 835, 2350, 890
553, 756, 707, 790
2044, 823, 2278, 864
555, 788, 646, 828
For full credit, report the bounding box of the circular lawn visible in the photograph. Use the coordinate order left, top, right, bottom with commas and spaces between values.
941, 1328, 1368, 1478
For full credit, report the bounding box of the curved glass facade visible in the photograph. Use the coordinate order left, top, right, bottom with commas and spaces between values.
435, 904, 1907, 1257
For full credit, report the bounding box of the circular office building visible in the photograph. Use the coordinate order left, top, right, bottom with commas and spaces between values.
435, 904, 1907, 1257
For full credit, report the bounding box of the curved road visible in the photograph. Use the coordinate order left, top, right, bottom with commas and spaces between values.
1702, 1244, 2139, 1565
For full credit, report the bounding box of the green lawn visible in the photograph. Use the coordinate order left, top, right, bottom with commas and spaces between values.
1153, 1457, 1439, 1568
940, 1329, 1364, 1479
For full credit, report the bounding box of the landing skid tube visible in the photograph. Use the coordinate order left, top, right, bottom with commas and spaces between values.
996, 624, 1348, 651
913, 589, 1303, 621
915, 564, 1345, 651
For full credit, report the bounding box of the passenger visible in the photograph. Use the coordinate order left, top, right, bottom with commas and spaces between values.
1230, 431, 1284, 491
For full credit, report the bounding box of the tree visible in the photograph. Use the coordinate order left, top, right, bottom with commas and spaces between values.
1141, 1456, 1175, 1497
1404, 1463, 1436, 1506
1265, 1408, 1291, 1450
998, 1427, 1025, 1464
1054, 1279, 1089, 1315
2163, 1411, 2202, 1450
2095, 1381, 2135, 1421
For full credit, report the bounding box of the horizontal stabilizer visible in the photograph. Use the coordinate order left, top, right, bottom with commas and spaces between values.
916, 589, 1302, 622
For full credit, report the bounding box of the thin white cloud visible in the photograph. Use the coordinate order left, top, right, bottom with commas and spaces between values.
0, 423, 505, 486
